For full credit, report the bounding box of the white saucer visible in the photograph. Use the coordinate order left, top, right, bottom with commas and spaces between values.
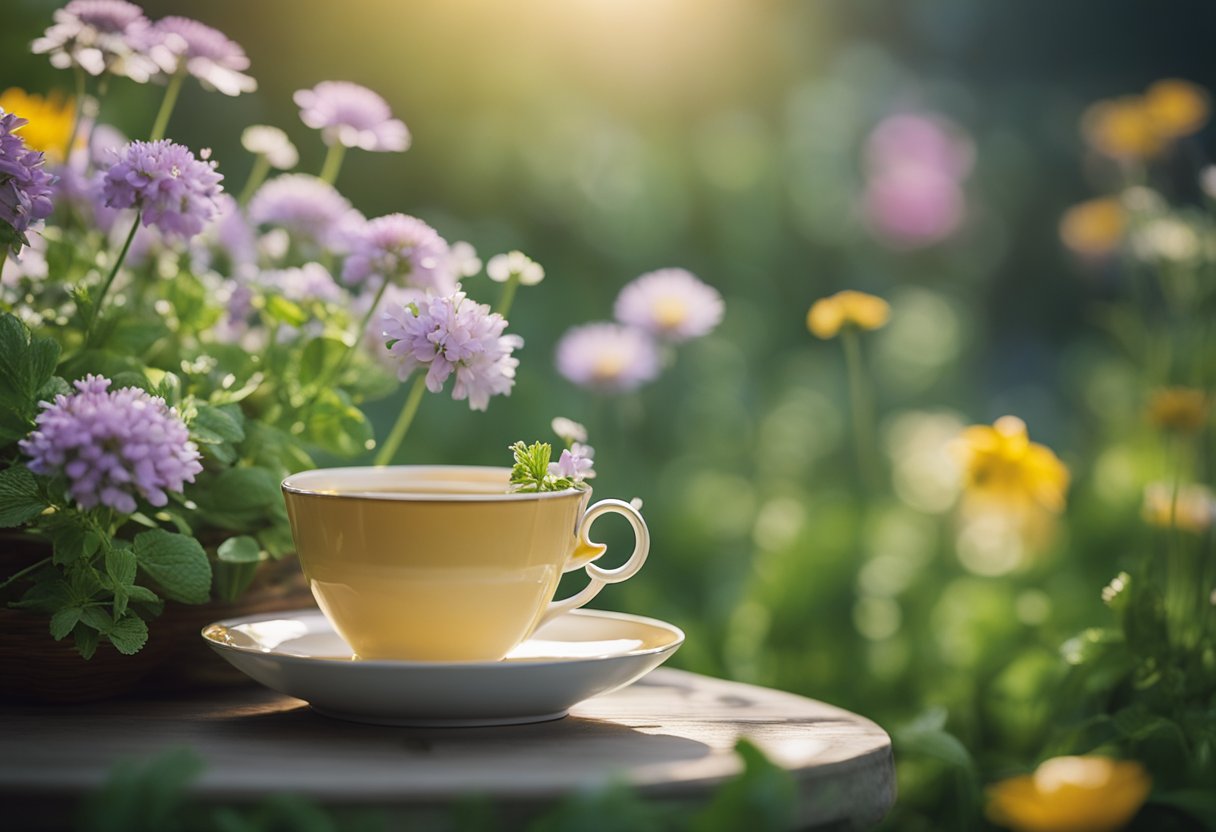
201, 608, 684, 727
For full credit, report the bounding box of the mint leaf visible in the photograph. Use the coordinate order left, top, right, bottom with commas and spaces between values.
50, 607, 80, 641
133, 529, 212, 604
0, 466, 47, 527
217, 535, 262, 563
105, 546, 137, 587
107, 614, 149, 655
80, 605, 113, 632
192, 402, 245, 445
73, 622, 99, 659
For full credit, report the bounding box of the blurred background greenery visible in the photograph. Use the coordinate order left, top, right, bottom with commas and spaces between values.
5, 0, 1216, 829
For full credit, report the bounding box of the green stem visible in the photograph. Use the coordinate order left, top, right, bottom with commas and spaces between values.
82, 75, 109, 161
64, 66, 87, 160
319, 142, 346, 185
374, 374, 428, 466
494, 274, 520, 319
841, 326, 879, 491
0, 251, 7, 278
149, 70, 185, 141
84, 211, 141, 347
0, 556, 51, 592
238, 155, 272, 205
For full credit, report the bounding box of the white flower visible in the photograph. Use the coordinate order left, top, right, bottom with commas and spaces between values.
551, 416, 588, 445
241, 125, 298, 169
487, 250, 544, 285
446, 241, 482, 279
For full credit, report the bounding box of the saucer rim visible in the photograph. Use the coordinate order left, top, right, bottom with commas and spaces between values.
201, 607, 685, 669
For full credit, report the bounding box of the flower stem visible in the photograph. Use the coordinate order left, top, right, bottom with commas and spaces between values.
84, 211, 141, 347
494, 274, 520, 319
374, 374, 428, 466
841, 326, 879, 490
0, 556, 51, 592
319, 142, 346, 185
238, 154, 271, 205
64, 66, 87, 160
149, 70, 185, 141
83, 75, 109, 161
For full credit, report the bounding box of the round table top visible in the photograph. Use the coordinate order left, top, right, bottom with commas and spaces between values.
0, 668, 894, 829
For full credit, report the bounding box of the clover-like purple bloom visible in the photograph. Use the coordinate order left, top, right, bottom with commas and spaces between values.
294, 81, 410, 152
258, 262, 342, 304
101, 139, 223, 240
342, 213, 454, 294
0, 113, 56, 256
20, 375, 203, 514
614, 268, 724, 343
32, 0, 162, 82
549, 443, 596, 482
555, 322, 661, 393
247, 174, 359, 252
381, 290, 522, 411
155, 16, 256, 96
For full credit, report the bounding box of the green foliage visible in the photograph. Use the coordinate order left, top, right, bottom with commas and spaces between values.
508, 441, 579, 492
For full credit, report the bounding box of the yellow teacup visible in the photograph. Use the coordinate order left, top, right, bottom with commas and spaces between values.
281, 465, 649, 661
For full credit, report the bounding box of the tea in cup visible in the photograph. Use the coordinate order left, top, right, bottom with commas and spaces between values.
281, 465, 649, 661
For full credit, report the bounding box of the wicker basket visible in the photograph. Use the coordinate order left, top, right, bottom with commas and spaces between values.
0, 539, 314, 704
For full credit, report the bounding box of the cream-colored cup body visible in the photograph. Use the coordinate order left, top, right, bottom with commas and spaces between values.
282, 466, 648, 662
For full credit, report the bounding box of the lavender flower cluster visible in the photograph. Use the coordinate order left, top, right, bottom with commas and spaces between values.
0, 112, 56, 256
382, 291, 522, 411
556, 268, 724, 393
101, 139, 223, 239
19, 375, 202, 514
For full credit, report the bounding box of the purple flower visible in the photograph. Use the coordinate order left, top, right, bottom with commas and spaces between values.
555, 323, 660, 393
359, 283, 425, 364
342, 213, 453, 293
613, 268, 723, 342
864, 113, 974, 181
247, 174, 359, 251
381, 290, 522, 411
0, 113, 56, 256
549, 443, 596, 482
101, 139, 223, 240
257, 262, 342, 304
154, 16, 256, 96
861, 112, 972, 249
197, 193, 257, 271
19, 375, 203, 514
862, 168, 965, 248
31, 0, 161, 82
294, 81, 410, 152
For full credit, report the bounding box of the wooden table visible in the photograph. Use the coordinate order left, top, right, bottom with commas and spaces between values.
0, 668, 894, 830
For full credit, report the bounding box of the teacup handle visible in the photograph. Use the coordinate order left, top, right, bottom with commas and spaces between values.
536, 498, 650, 629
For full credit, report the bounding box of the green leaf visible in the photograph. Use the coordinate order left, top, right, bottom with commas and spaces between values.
217, 535, 262, 563
0, 466, 48, 527
106, 614, 149, 655
72, 622, 99, 659
105, 546, 137, 587
80, 605, 113, 632
266, 294, 310, 328
126, 584, 160, 604
50, 607, 80, 641
26, 336, 60, 394
192, 402, 245, 445
204, 467, 281, 511
133, 529, 212, 604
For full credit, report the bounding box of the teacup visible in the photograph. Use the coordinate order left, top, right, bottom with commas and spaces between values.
281, 465, 649, 661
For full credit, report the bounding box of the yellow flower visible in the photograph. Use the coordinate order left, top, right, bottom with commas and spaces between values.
0, 88, 76, 162
1144, 78, 1210, 139
806, 290, 890, 339
956, 416, 1069, 513
1082, 96, 1165, 160
1142, 482, 1216, 534
1059, 197, 1125, 258
1145, 386, 1208, 433
987, 756, 1152, 832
